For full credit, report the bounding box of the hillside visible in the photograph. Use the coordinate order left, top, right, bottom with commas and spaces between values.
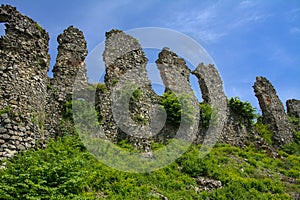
0, 132, 299, 199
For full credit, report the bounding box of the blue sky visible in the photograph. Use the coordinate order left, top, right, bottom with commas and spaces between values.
1, 0, 300, 111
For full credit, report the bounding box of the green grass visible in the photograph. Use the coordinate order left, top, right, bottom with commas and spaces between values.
0, 135, 299, 199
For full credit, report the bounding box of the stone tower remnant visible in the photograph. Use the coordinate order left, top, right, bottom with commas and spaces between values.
253, 76, 294, 147
0, 5, 50, 159
46, 26, 88, 136
156, 47, 199, 143
286, 99, 300, 131
286, 99, 300, 120
98, 29, 159, 151
192, 63, 228, 145
0, 4, 298, 161
156, 47, 191, 91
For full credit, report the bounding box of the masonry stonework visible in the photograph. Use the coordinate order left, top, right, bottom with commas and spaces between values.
253, 76, 294, 147
156, 48, 199, 143
98, 29, 159, 151
286, 99, 300, 131
286, 99, 300, 119
0, 5, 50, 159
46, 26, 88, 137
0, 4, 298, 160
192, 63, 228, 145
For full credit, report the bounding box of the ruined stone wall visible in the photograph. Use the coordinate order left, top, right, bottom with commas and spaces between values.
46, 26, 88, 137
0, 5, 88, 160
222, 109, 255, 147
286, 99, 300, 131
253, 76, 294, 147
286, 99, 300, 119
192, 64, 228, 145
0, 5, 50, 159
156, 47, 191, 91
155, 48, 199, 143
97, 29, 159, 151
0, 4, 297, 160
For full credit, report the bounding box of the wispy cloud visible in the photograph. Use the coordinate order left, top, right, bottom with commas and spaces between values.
289, 27, 300, 35
268, 45, 295, 65
164, 1, 270, 43
286, 8, 300, 22
238, 0, 257, 8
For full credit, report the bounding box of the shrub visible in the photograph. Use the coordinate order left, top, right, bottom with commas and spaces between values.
288, 115, 300, 128
199, 102, 214, 129
35, 22, 43, 31
131, 88, 142, 101
0, 106, 11, 115
0, 136, 92, 199
117, 140, 138, 152
133, 114, 147, 125
255, 117, 274, 145
96, 83, 107, 93
62, 100, 73, 121
228, 97, 257, 126
159, 91, 194, 125
282, 131, 300, 155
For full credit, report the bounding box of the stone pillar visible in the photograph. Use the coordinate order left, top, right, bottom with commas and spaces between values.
155, 48, 199, 143
0, 5, 50, 159
192, 63, 228, 145
253, 76, 294, 147
156, 47, 191, 91
286, 99, 300, 131
46, 26, 88, 137
98, 29, 158, 151
286, 99, 300, 119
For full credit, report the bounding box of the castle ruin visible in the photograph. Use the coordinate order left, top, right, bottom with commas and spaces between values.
0, 5, 298, 160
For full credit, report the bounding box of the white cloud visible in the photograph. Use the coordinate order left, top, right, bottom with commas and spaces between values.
286, 8, 300, 22
289, 27, 300, 35
164, 1, 270, 43
239, 0, 256, 8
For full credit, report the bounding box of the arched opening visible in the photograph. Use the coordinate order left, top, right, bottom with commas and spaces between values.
189, 73, 203, 102
144, 48, 165, 95
0, 23, 6, 38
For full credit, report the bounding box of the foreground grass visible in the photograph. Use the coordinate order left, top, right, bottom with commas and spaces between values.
0, 135, 299, 199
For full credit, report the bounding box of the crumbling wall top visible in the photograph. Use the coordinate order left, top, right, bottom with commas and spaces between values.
287, 99, 300, 119
103, 29, 143, 68
55, 26, 87, 65
156, 47, 191, 86
51, 25, 88, 98
0, 4, 48, 40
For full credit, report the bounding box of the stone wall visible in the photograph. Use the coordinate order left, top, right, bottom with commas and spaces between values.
0, 5, 88, 160
155, 48, 199, 143
0, 5, 50, 159
46, 26, 88, 137
253, 76, 294, 147
97, 29, 159, 151
286, 99, 300, 119
192, 63, 228, 145
156, 47, 191, 91
0, 4, 298, 160
286, 99, 300, 131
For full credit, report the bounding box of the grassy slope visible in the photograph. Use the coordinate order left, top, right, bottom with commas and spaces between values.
0, 135, 299, 200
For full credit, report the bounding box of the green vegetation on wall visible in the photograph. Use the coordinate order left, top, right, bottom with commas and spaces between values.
159, 91, 194, 125
228, 97, 258, 126
282, 131, 300, 155
199, 102, 215, 129
255, 117, 274, 145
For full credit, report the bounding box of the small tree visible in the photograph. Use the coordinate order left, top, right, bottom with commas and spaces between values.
228, 97, 258, 126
